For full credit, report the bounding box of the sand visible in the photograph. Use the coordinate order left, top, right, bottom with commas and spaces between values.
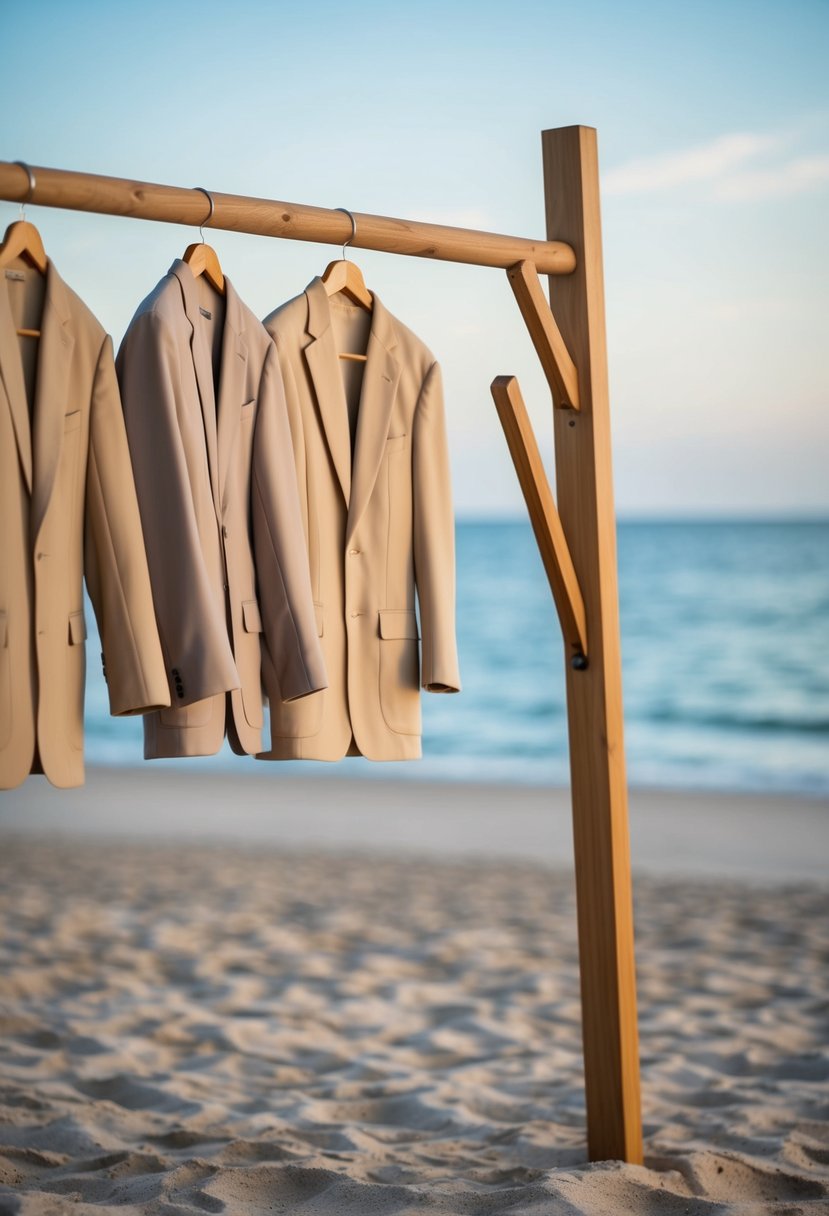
1, 770, 828, 1214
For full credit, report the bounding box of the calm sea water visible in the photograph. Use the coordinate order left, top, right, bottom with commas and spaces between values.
82, 520, 829, 796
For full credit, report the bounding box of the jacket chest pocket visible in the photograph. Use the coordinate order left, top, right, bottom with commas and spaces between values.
61, 411, 83, 526
386, 435, 411, 534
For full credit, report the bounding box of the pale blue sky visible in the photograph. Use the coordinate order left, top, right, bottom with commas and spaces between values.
3, 0, 827, 515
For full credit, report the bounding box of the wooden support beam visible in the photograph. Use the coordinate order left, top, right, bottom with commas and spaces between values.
541, 126, 642, 1164
491, 375, 587, 660
507, 260, 580, 411
0, 161, 576, 275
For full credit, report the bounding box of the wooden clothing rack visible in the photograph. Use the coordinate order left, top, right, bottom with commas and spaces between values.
0, 125, 642, 1165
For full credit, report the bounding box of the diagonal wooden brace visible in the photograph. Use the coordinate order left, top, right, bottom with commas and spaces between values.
507, 260, 580, 411
491, 374, 588, 662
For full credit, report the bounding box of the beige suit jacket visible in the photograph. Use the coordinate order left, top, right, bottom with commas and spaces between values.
116, 261, 327, 759
1, 260, 170, 790
259, 278, 460, 762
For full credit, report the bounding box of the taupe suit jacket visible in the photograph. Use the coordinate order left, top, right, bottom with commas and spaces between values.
1, 260, 170, 790
259, 279, 460, 762
116, 261, 327, 759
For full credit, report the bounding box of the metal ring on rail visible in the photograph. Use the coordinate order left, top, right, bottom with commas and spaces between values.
193, 186, 215, 243
13, 161, 36, 219
334, 207, 357, 259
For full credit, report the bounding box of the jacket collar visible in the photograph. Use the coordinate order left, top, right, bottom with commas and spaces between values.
170, 258, 248, 512
302, 277, 400, 539
0, 261, 32, 491
0, 259, 75, 539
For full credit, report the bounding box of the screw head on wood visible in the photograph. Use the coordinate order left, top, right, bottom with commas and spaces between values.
571, 653, 589, 671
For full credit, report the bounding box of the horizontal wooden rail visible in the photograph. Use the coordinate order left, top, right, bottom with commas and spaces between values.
0, 162, 576, 275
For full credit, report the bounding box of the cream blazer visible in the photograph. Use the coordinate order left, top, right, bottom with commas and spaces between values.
0, 260, 169, 790
259, 278, 460, 762
116, 261, 327, 759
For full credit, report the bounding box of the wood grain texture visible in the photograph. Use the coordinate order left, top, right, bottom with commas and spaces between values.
321, 258, 373, 311
507, 260, 580, 410
0, 162, 576, 275
542, 126, 642, 1164
491, 375, 587, 658
181, 242, 225, 294
0, 219, 48, 274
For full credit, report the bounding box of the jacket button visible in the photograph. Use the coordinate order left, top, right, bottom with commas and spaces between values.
348, 548, 361, 556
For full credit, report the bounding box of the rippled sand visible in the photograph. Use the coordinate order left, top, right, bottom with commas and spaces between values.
1, 829, 827, 1214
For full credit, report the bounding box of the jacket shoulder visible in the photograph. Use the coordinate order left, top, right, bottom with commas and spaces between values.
262, 290, 307, 342
385, 305, 437, 380
54, 274, 107, 349
124, 273, 185, 333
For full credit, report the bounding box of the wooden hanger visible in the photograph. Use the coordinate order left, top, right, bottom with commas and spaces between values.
322, 208, 372, 362
182, 186, 224, 295
0, 220, 48, 337
321, 258, 373, 311
182, 240, 225, 294
321, 260, 373, 362
0, 219, 47, 274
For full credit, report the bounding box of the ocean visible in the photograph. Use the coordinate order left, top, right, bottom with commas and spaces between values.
82, 520, 829, 796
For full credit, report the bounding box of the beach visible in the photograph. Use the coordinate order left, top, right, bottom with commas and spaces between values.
0, 771, 827, 1213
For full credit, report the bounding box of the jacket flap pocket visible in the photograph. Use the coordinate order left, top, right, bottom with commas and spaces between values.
68, 611, 87, 645
241, 398, 256, 419
0, 610, 7, 649
379, 609, 419, 640
243, 599, 263, 633
64, 409, 81, 432
386, 433, 407, 452
314, 602, 324, 637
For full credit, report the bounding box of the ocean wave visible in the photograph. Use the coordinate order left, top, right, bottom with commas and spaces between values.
640, 707, 829, 736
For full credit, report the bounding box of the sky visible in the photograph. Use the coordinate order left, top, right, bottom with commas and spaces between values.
2, 0, 827, 517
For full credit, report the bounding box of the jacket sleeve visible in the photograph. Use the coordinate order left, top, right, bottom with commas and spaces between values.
83, 335, 171, 716
412, 360, 461, 693
252, 342, 327, 702
116, 310, 240, 706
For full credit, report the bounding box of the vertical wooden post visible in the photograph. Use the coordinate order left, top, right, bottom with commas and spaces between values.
541, 126, 642, 1163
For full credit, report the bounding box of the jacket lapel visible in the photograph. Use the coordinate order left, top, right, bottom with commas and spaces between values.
216, 278, 248, 511
0, 265, 34, 494
31, 261, 74, 542
303, 278, 352, 506
171, 259, 221, 519
346, 294, 400, 542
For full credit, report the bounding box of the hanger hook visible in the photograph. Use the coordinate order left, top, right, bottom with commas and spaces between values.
334, 207, 357, 261
13, 161, 36, 221
193, 186, 215, 245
